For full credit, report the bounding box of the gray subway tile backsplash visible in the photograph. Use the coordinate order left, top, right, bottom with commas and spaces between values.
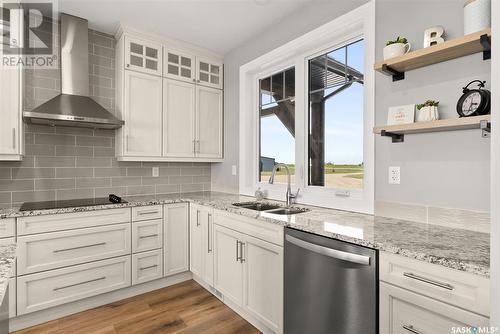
0, 29, 211, 208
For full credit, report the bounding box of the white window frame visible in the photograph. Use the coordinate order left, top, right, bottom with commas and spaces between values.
239, 1, 375, 214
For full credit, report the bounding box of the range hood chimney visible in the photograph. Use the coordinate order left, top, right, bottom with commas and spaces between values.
23, 14, 124, 129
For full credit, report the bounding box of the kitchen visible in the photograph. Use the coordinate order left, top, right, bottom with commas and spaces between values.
0, 0, 498, 333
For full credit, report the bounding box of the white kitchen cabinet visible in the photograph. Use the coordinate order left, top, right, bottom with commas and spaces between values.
243, 234, 283, 333
132, 219, 163, 253
196, 86, 223, 159
380, 282, 489, 334
9, 278, 16, 318
132, 249, 163, 285
189, 204, 214, 285
197, 57, 223, 89
0, 67, 22, 160
164, 49, 195, 83
124, 36, 162, 76
213, 224, 244, 307
119, 70, 163, 158
164, 203, 189, 276
163, 78, 196, 158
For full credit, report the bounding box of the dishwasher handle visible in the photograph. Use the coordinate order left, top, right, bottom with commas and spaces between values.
285, 234, 371, 266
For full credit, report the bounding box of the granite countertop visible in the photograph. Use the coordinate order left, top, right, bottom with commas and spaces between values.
0, 244, 16, 304
0, 191, 490, 277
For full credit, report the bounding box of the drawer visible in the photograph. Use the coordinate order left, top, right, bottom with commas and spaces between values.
380, 252, 489, 316
17, 256, 131, 315
17, 208, 131, 235
214, 210, 284, 246
18, 224, 131, 275
9, 278, 15, 318
132, 219, 162, 253
132, 249, 163, 285
380, 282, 489, 334
0, 238, 16, 277
132, 205, 162, 222
0, 219, 15, 238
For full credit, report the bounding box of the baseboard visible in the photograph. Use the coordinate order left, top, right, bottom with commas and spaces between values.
10, 271, 192, 332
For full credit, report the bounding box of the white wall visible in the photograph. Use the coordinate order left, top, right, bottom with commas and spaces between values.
211, 0, 369, 193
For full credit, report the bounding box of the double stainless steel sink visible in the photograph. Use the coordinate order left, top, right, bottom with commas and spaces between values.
232, 201, 309, 215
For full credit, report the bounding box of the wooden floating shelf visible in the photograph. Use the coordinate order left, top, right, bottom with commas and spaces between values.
374, 28, 491, 81
373, 115, 491, 143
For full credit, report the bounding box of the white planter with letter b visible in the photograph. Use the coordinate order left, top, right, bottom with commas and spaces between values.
383, 43, 411, 60
416, 106, 439, 122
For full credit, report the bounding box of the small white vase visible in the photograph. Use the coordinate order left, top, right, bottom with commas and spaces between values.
383, 43, 411, 60
416, 106, 439, 122
464, 0, 491, 35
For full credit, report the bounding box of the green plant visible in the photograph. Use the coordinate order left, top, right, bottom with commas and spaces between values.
386, 36, 408, 46
416, 100, 440, 110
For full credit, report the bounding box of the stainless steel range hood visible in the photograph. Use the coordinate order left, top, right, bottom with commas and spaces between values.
23, 14, 124, 129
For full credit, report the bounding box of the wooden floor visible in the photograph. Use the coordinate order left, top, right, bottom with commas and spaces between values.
15, 280, 261, 334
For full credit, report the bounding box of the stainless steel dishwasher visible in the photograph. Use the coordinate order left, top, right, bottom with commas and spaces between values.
284, 227, 378, 334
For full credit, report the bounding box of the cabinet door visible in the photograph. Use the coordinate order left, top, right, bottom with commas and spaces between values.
163, 78, 196, 158
213, 224, 243, 307
197, 58, 223, 89
0, 67, 21, 158
123, 71, 162, 157
243, 234, 283, 334
164, 49, 195, 83
380, 282, 489, 334
201, 209, 214, 286
132, 249, 163, 285
124, 36, 162, 76
189, 205, 204, 277
196, 86, 223, 158
164, 203, 189, 276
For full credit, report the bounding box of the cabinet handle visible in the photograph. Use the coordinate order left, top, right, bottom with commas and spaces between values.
403, 272, 454, 291
207, 213, 212, 253
53, 242, 106, 253
138, 210, 159, 215
402, 325, 424, 334
126, 135, 130, 152
54, 276, 106, 291
239, 242, 245, 263
12, 128, 16, 149
193, 140, 196, 153
236, 240, 240, 262
196, 210, 200, 226
139, 233, 159, 239
139, 264, 158, 271
196, 140, 201, 153
126, 64, 130, 68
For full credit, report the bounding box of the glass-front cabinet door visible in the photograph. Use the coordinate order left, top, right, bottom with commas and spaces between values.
197, 58, 223, 89
164, 49, 195, 83
124, 36, 162, 76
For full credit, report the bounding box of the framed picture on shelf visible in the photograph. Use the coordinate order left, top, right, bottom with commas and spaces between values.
387, 104, 415, 125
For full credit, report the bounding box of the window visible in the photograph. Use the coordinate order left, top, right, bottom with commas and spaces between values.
259, 68, 295, 184
308, 40, 364, 189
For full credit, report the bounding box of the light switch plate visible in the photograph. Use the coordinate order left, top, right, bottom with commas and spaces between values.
389, 166, 400, 184
152, 167, 159, 177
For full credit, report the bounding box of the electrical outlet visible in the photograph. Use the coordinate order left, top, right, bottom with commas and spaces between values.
152, 167, 159, 177
389, 166, 400, 184
231, 165, 237, 176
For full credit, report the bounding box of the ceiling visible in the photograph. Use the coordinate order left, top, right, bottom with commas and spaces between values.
59, 0, 313, 55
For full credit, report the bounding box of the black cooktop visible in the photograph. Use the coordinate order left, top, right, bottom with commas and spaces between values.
19, 197, 127, 211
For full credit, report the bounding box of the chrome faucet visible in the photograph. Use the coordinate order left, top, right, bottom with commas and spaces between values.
268, 163, 299, 207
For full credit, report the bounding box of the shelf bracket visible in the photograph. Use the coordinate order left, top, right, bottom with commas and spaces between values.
381, 64, 405, 81
480, 34, 491, 60
480, 120, 491, 138
381, 130, 404, 143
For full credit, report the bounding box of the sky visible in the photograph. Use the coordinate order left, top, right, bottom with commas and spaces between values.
260, 39, 364, 165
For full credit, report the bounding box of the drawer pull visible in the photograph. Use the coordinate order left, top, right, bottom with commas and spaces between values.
139, 264, 158, 271
138, 210, 159, 215
139, 233, 159, 239
53, 276, 106, 291
53, 242, 107, 253
403, 272, 454, 291
403, 325, 424, 334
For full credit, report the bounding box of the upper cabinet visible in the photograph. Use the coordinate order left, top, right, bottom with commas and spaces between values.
197, 58, 223, 89
124, 36, 162, 76
0, 67, 23, 161
115, 26, 224, 162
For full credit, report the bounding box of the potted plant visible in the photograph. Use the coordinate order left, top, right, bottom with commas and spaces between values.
416, 100, 440, 122
383, 36, 411, 60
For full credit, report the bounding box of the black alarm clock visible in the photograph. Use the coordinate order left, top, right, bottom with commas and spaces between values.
456, 80, 491, 117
